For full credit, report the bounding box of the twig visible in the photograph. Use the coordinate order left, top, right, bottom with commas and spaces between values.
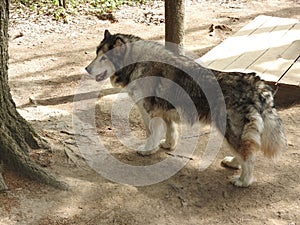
60, 130, 75, 136
168, 184, 186, 207
165, 152, 193, 160
181, 131, 210, 139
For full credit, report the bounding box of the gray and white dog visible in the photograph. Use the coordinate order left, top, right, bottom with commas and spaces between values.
86, 30, 286, 187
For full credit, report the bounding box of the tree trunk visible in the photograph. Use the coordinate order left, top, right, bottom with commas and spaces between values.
165, 0, 186, 55
59, 0, 67, 9
0, 0, 67, 191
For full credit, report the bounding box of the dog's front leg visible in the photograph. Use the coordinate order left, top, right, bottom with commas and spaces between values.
137, 117, 165, 156
136, 100, 151, 136
160, 120, 179, 150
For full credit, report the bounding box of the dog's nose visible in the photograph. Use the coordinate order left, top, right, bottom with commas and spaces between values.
85, 66, 91, 74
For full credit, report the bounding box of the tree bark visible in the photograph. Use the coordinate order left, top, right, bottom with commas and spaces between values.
0, 0, 67, 191
165, 0, 186, 55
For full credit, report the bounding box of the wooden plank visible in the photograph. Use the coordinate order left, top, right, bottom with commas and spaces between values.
198, 15, 300, 84
208, 16, 299, 71
280, 55, 300, 86
196, 15, 271, 66
224, 18, 299, 72
258, 26, 300, 83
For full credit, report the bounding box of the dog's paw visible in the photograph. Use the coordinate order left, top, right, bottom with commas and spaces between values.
137, 145, 159, 156
159, 139, 176, 150
230, 176, 253, 187
221, 156, 241, 170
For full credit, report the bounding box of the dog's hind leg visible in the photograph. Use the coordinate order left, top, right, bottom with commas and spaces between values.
230, 111, 263, 187
160, 120, 179, 150
230, 149, 255, 187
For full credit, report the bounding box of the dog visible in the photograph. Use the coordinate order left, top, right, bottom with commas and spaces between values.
85, 30, 286, 187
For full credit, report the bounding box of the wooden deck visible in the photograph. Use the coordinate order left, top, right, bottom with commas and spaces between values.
197, 15, 300, 107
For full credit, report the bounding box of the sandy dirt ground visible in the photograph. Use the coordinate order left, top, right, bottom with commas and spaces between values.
1, 0, 300, 224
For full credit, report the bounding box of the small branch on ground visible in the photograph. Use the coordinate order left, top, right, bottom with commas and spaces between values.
168, 184, 186, 207
18, 88, 123, 108
165, 152, 193, 160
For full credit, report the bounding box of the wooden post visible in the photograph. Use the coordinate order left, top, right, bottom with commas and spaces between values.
165, 0, 186, 55
62, 0, 66, 9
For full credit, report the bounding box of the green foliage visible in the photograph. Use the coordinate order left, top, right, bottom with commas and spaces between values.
53, 6, 68, 23
88, 0, 124, 14
16, 0, 148, 22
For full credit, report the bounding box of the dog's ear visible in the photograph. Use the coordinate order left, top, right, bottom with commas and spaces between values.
113, 37, 126, 56
104, 29, 111, 39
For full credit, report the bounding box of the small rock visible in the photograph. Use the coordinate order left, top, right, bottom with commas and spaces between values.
222, 191, 229, 198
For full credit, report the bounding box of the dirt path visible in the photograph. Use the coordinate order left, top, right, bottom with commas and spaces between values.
1, 0, 300, 224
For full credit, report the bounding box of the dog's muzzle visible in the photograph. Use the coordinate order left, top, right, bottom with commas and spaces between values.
95, 70, 108, 82
85, 66, 109, 82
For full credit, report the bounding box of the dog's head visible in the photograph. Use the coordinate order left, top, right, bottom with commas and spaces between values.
85, 30, 128, 83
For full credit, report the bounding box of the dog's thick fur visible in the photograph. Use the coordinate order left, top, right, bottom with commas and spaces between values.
86, 30, 286, 187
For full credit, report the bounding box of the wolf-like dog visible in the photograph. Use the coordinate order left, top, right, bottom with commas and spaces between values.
85, 30, 286, 187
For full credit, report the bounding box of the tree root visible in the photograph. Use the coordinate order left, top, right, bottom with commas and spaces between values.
0, 171, 8, 192
0, 127, 69, 190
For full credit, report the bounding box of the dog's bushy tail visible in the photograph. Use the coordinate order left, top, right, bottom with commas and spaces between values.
260, 99, 286, 159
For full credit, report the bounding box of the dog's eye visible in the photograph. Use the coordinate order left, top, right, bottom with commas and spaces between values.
100, 56, 107, 62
